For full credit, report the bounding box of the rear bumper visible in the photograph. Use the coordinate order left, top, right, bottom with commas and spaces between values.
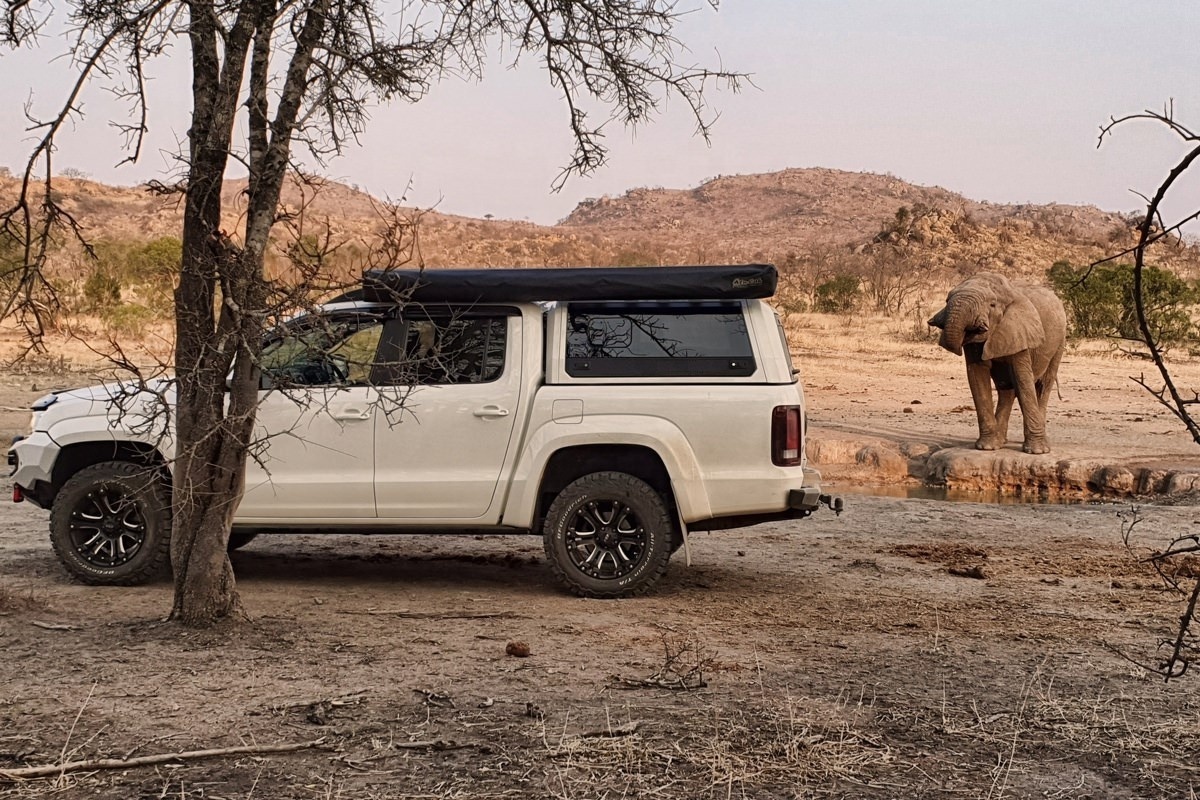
689, 475, 843, 533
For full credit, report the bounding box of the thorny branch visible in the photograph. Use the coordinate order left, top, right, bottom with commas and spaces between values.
1096, 105, 1200, 681
1094, 103, 1200, 445
1119, 507, 1200, 681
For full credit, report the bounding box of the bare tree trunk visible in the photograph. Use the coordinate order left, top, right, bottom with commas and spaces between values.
170, 0, 326, 625
169, 0, 262, 625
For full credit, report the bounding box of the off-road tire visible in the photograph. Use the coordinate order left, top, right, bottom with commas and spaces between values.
49, 460, 172, 585
227, 532, 259, 551
543, 471, 673, 598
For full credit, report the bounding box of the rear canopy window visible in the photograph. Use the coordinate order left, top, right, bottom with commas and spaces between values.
566, 302, 755, 378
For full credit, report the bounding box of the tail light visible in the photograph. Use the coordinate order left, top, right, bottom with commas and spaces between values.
772, 405, 803, 466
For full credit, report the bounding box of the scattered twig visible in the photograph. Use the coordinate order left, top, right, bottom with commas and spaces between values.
268, 690, 368, 713
607, 674, 708, 691
575, 720, 643, 739
392, 740, 473, 751
413, 688, 455, 708
121, 734, 182, 761
56, 682, 95, 779
607, 632, 713, 691
30, 621, 77, 631
0, 739, 325, 781
347, 609, 522, 620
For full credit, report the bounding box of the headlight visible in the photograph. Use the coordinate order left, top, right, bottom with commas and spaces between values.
29, 393, 58, 433
30, 393, 59, 411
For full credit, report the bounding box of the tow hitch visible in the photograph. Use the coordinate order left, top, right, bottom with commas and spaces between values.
819, 494, 844, 515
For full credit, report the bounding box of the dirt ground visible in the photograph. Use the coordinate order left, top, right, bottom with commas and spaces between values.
2, 321, 1200, 799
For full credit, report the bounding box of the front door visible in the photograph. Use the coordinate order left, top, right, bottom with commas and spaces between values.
372, 311, 522, 520
238, 314, 385, 519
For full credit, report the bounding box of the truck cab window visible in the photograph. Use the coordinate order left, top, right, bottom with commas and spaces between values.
260, 317, 384, 387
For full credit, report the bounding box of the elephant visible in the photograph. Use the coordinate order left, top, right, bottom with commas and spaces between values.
928, 272, 1067, 454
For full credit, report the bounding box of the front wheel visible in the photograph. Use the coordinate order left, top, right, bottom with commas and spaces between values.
49, 460, 172, 585
543, 472, 674, 598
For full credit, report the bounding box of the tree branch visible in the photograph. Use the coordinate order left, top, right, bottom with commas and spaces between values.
0, 738, 326, 781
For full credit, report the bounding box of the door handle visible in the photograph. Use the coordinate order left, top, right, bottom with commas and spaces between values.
331, 406, 370, 421
473, 405, 510, 419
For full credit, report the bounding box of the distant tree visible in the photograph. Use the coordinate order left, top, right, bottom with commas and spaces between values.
1047, 259, 1198, 346
1, 0, 742, 625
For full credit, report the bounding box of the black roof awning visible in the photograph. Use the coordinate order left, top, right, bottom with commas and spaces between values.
360, 264, 778, 304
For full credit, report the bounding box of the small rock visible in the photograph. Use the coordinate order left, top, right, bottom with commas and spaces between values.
1111, 580, 1124, 589
506, 641, 531, 658
903, 407, 914, 414
305, 701, 332, 725
910, 399, 922, 405
737, 550, 746, 557
948, 565, 987, 580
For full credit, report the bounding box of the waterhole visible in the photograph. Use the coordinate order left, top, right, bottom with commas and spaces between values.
840, 484, 1121, 506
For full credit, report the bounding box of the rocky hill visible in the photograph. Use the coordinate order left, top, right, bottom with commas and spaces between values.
2, 166, 1193, 284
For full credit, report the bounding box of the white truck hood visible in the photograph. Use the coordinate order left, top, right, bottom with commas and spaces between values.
34, 378, 176, 435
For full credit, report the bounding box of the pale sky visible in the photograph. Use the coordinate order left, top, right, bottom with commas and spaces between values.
3, 1, 1200, 225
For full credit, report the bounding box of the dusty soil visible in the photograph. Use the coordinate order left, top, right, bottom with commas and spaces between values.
3, 323, 1200, 798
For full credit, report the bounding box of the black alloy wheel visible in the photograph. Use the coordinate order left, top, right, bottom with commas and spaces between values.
565, 498, 648, 581
50, 460, 172, 585
68, 486, 147, 568
543, 471, 674, 598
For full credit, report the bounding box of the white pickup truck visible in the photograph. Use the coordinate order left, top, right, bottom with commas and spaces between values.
9, 264, 839, 597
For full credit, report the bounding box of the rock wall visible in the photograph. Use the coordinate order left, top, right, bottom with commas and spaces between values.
809, 436, 1200, 499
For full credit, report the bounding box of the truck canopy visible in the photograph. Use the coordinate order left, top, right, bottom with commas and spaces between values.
359, 264, 777, 304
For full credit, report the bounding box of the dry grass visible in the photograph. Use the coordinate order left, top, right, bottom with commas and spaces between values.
536, 693, 891, 800
0, 583, 49, 613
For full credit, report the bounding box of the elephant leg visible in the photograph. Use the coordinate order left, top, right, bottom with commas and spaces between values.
966, 359, 1003, 450
994, 389, 1016, 444
1036, 348, 1064, 420
1010, 351, 1049, 454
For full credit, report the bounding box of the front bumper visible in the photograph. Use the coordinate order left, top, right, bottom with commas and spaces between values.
9, 431, 58, 507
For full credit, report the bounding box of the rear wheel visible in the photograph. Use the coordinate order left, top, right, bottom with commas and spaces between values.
49, 460, 171, 585
543, 471, 673, 598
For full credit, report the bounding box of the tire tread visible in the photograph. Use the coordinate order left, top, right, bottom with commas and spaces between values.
49, 460, 172, 586
542, 471, 673, 599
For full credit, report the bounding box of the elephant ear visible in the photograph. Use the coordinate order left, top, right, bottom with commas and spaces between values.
983, 293, 1045, 360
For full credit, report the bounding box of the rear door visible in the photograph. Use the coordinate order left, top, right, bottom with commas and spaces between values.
372, 309, 523, 520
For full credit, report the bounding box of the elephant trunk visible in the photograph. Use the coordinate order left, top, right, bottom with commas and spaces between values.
936, 306, 967, 356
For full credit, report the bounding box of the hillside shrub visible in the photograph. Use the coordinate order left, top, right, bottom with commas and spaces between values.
86, 236, 181, 317
100, 303, 156, 337
814, 274, 860, 314
1047, 260, 1199, 345
82, 269, 121, 310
